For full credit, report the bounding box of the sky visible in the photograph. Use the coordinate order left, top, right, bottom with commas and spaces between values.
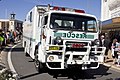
0, 0, 101, 21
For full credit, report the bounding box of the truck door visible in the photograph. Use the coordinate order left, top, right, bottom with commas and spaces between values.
41, 15, 48, 50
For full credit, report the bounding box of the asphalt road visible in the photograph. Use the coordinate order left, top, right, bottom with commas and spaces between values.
9, 43, 120, 80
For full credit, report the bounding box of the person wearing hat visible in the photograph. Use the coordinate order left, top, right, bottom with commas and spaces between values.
100, 34, 111, 62
100, 35, 105, 47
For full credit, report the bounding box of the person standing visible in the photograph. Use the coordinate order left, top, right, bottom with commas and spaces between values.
103, 34, 111, 62
0, 31, 4, 50
111, 38, 119, 64
9, 30, 14, 45
100, 34, 111, 62
100, 35, 105, 47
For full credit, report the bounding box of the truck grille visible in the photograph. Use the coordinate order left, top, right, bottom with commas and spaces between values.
73, 55, 84, 60
65, 41, 88, 52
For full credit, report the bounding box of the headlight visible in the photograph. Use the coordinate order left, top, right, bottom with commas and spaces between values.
49, 56, 54, 61
92, 39, 100, 46
53, 36, 63, 45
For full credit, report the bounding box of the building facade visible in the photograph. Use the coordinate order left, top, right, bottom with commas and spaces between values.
0, 14, 23, 32
101, 0, 120, 40
0, 19, 23, 32
101, 0, 120, 21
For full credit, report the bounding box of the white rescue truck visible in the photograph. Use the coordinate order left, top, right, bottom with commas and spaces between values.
23, 4, 106, 73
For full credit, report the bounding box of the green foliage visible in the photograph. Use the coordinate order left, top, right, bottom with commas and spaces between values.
0, 69, 16, 80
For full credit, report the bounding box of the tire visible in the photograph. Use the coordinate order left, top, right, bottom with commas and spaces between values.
34, 49, 44, 73
25, 52, 29, 57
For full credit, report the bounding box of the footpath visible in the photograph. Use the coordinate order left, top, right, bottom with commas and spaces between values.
103, 50, 120, 71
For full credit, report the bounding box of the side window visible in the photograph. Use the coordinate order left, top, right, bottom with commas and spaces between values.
38, 15, 40, 27
44, 16, 48, 25
30, 12, 32, 22
87, 21, 96, 31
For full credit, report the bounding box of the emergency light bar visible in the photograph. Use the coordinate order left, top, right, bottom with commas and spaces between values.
74, 9, 85, 13
53, 6, 66, 11
52, 6, 85, 13
37, 4, 85, 13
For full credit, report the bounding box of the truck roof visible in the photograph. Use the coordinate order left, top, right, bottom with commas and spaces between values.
35, 4, 97, 19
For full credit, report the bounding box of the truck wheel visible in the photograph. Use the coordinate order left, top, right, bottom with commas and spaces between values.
25, 52, 29, 57
34, 49, 43, 73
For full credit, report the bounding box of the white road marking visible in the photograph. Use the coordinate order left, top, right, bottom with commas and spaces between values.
8, 43, 21, 77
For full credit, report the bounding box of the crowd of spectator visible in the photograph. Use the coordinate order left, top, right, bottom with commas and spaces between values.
0, 29, 22, 50
100, 33, 120, 66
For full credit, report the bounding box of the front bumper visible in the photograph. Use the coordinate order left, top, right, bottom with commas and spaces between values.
45, 45, 106, 69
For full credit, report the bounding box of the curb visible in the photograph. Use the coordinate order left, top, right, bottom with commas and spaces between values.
103, 63, 111, 67
103, 63, 120, 71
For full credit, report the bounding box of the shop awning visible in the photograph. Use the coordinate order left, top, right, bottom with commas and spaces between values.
102, 17, 120, 30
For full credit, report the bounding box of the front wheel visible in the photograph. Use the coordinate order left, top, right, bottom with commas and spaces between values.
34, 49, 44, 73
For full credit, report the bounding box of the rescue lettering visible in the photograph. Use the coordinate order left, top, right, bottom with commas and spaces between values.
54, 32, 94, 39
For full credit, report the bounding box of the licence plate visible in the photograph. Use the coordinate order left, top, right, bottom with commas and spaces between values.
49, 46, 60, 50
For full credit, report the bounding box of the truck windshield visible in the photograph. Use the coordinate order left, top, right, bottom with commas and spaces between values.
50, 13, 97, 32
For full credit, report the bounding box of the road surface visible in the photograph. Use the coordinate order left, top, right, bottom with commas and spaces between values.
8, 43, 120, 80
